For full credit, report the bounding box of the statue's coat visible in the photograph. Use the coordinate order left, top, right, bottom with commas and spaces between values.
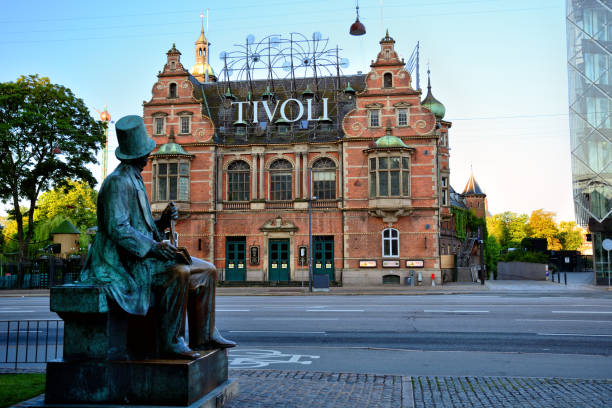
81, 162, 168, 315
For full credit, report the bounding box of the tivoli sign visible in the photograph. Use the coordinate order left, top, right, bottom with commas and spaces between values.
232, 98, 330, 123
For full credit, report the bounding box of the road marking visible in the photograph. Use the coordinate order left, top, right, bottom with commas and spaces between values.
423, 310, 489, 313
228, 330, 325, 334
516, 319, 612, 323
216, 309, 250, 312
551, 311, 612, 314
306, 309, 364, 312
254, 318, 340, 321
537, 333, 612, 337
229, 348, 320, 368
0, 310, 36, 313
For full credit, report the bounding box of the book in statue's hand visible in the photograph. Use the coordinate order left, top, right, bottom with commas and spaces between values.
174, 247, 192, 265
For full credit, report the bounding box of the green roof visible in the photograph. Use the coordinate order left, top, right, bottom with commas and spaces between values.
51, 220, 80, 235
375, 135, 408, 148
152, 142, 191, 156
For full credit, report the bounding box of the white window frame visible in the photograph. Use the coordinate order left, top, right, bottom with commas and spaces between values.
382, 228, 399, 258
154, 117, 165, 136
397, 108, 408, 127
369, 109, 381, 127
179, 116, 191, 135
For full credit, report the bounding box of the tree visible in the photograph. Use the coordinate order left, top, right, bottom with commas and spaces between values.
487, 211, 530, 250
34, 179, 97, 231
557, 221, 584, 251
529, 209, 562, 250
0, 75, 105, 259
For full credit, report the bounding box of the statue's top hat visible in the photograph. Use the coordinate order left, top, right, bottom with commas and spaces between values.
115, 115, 156, 160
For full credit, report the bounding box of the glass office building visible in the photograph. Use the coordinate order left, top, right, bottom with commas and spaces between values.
567, 0, 612, 284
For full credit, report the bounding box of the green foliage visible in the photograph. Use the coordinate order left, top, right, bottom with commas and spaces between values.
0, 75, 105, 259
0, 373, 45, 408
557, 221, 583, 251
487, 212, 530, 249
1, 181, 97, 256
500, 250, 549, 264
488, 210, 584, 252
485, 235, 501, 276
451, 207, 468, 240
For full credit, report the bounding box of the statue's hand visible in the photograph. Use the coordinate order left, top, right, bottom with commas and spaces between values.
159, 201, 179, 230
149, 241, 178, 261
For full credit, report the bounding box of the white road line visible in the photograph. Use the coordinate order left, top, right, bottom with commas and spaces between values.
306, 309, 364, 312
423, 310, 489, 313
0, 310, 36, 313
228, 330, 326, 334
537, 333, 612, 337
254, 318, 340, 321
551, 311, 612, 314
516, 319, 612, 323
216, 309, 250, 312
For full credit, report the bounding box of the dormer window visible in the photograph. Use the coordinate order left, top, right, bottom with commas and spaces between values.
385, 49, 390, 60
383, 73, 392, 88
169, 83, 177, 98
170, 61, 176, 70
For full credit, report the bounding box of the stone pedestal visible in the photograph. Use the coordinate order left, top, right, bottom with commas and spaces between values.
46, 284, 237, 407
45, 349, 234, 406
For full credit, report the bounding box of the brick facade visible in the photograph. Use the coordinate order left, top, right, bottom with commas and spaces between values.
140, 32, 480, 286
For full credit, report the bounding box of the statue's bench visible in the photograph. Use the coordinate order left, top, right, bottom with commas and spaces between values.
46, 284, 237, 407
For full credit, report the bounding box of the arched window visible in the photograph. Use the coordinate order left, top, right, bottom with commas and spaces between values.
269, 159, 292, 201
227, 160, 250, 201
382, 228, 399, 258
169, 83, 177, 98
170, 61, 176, 70
312, 158, 336, 200
199, 49, 203, 56
383, 73, 393, 88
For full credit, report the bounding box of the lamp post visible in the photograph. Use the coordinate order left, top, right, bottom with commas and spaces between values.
308, 168, 317, 292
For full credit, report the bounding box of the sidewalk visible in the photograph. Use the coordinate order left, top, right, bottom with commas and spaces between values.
1, 279, 609, 297
10, 369, 612, 407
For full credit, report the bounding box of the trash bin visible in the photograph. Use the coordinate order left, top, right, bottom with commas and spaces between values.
404, 277, 412, 286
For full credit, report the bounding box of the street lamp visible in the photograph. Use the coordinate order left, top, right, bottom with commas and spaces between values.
308, 168, 317, 292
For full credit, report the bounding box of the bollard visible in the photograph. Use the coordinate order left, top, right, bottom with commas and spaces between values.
431, 273, 435, 287
564, 272, 567, 285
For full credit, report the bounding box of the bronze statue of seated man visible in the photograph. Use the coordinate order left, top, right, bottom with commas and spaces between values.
80, 115, 235, 360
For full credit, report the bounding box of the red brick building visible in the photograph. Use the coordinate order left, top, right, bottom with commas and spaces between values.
141, 30, 484, 286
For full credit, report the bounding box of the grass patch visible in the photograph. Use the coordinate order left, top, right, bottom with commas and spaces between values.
0, 373, 45, 408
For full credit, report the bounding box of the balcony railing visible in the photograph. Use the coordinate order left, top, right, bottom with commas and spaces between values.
311, 200, 339, 208
265, 201, 293, 209
223, 201, 250, 210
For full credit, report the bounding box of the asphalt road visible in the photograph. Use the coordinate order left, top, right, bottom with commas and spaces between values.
1, 293, 611, 378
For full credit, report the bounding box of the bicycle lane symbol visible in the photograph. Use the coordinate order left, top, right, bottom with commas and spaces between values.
228, 349, 320, 369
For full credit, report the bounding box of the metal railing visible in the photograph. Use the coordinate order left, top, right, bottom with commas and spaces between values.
0, 320, 63, 369
0, 256, 84, 290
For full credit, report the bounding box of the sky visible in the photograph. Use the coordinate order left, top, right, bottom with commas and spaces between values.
0, 0, 573, 221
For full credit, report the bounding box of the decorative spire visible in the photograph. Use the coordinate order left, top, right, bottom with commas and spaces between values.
421, 67, 446, 120
191, 15, 216, 83
462, 169, 485, 196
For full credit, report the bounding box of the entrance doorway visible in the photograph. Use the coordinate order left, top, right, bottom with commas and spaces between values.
225, 237, 246, 281
313, 236, 334, 281
269, 239, 290, 281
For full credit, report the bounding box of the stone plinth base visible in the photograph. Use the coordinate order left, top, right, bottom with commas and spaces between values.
45, 349, 234, 406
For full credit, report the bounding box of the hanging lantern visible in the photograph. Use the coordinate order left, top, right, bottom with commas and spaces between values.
350, 1, 366, 36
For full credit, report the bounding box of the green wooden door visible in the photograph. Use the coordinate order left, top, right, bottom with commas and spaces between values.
313, 236, 334, 281
225, 237, 246, 281
269, 239, 290, 281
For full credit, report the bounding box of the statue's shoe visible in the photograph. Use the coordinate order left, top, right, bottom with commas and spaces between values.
193, 328, 237, 349
161, 340, 202, 360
